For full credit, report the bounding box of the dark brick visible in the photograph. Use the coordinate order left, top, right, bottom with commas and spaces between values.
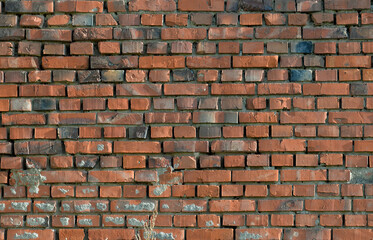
128, 127, 148, 139
227, 0, 239, 11
173, 69, 194, 81
90, 56, 139, 69
274, 0, 296, 11
147, 42, 168, 54
221, 97, 243, 110
32, 99, 57, 111
239, 0, 273, 11
191, 13, 213, 25
350, 27, 373, 40
324, 0, 370, 10
304, 56, 324, 67
58, 127, 79, 139
0, 29, 25, 40
78, 70, 101, 83
0, 15, 18, 27
350, 83, 368, 96
5, 1, 53, 13
149, 156, 172, 168
72, 14, 94, 26
73, 27, 113, 40
177, 98, 198, 110
53, 70, 76, 82
14, 141, 63, 155
101, 70, 124, 82
4, 71, 27, 83
296, 0, 322, 12
199, 126, 221, 138
75, 156, 99, 168
18, 41, 42, 56
291, 41, 313, 53
198, 98, 219, 110
290, 70, 313, 82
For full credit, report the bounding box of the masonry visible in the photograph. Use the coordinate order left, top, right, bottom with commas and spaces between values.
0, 0, 372, 239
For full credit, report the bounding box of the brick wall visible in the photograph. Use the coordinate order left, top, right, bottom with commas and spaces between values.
0, 0, 372, 239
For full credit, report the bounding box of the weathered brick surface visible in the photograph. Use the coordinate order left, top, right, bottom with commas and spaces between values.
0, 0, 372, 238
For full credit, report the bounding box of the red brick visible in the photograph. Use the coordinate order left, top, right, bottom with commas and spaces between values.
272, 154, 293, 167
7, 230, 54, 240
2, 113, 45, 125
303, 83, 349, 96
295, 214, 318, 227
162, 28, 206, 40
236, 229, 282, 240
0, 57, 38, 69
271, 214, 294, 226
258, 200, 303, 212
131, 98, 150, 111
320, 214, 342, 227
240, 14, 262, 25
20, 15, 44, 27
233, 56, 278, 68
47, 15, 70, 26
178, 0, 224, 11
293, 185, 315, 197
315, 42, 336, 54
68, 84, 113, 97
270, 185, 292, 197
303, 27, 348, 39
312, 13, 334, 25
141, 14, 163, 26
210, 200, 255, 212
129, 0, 176, 11
98, 42, 120, 54
27, 29, 71, 42
219, 42, 239, 54
259, 139, 306, 152
165, 14, 188, 26
305, 199, 351, 211
281, 169, 327, 181
42, 56, 89, 69
285, 229, 331, 240
334, 229, 373, 240
50, 156, 73, 169
211, 84, 255, 95
96, 14, 118, 26
256, 27, 301, 39
70, 42, 93, 55
326, 56, 371, 68
232, 170, 278, 182
339, 42, 361, 54
164, 84, 208, 96
55, 1, 104, 12
139, 56, 184, 69
48, 113, 96, 125
288, 13, 308, 25
246, 215, 268, 226
88, 229, 135, 240
187, 56, 230, 69
114, 141, 161, 153
174, 215, 196, 227
242, 42, 264, 54
345, 215, 367, 227
264, 13, 286, 25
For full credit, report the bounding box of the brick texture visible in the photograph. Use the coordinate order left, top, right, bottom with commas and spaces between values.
0, 0, 372, 239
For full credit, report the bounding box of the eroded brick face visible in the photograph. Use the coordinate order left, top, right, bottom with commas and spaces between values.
0, 0, 373, 239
